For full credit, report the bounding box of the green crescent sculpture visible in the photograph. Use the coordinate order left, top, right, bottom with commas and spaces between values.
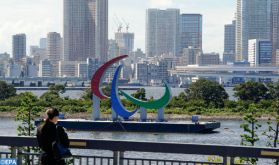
119, 83, 172, 109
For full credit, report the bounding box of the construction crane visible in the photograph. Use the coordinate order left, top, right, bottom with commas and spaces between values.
114, 14, 123, 33
113, 14, 131, 33
121, 18, 130, 32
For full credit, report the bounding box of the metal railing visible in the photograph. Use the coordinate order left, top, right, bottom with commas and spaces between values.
0, 136, 278, 165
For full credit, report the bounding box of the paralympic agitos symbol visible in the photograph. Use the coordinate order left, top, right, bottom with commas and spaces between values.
91, 55, 172, 119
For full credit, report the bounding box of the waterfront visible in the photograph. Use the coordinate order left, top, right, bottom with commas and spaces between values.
0, 118, 273, 164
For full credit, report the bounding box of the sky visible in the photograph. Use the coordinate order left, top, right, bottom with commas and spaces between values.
0, 0, 235, 56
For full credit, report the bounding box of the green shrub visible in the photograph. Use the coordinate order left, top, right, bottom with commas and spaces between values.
61, 105, 87, 113
0, 106, 17, 112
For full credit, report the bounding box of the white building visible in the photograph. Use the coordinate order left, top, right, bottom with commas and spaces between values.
248, 39, 272, 66
146, 8, 180, 57
59, 61, 78, 77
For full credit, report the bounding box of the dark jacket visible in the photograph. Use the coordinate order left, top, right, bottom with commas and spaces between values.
36, 121, 70, 165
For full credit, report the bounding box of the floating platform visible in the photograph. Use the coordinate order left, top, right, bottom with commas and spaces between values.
35, 119, 221, 133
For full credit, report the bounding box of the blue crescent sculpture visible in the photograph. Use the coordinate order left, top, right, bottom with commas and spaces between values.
110, 65, 138, 119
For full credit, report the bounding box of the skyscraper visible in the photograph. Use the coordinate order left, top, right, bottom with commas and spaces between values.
223, 20, 236, 64
63, 0, 108, 62
40, 38, 47, 49
12, 34, 26, 62
180, 14, 202, 53
115, 32, 134, 56
236, 0, 272, 61
146, 9, 180, 57
95, 0, 108, 63
272, 0, 279, 65
47, 32, 62, 63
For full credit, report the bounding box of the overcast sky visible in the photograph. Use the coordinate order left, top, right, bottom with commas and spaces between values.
0, 0, 235, 55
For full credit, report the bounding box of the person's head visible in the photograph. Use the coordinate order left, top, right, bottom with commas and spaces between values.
45, 107, 59, 124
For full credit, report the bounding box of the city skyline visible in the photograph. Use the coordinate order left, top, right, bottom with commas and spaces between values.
0, 0, 235, 56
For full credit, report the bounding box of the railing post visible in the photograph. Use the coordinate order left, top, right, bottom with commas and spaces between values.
17, 148, 23, 165
223, 156, 227, 165
113, 151, 119, 165
119, 151, 124, 165
230, 157, 234, 165
223, 156, 233, 165
10, 146, 17, 158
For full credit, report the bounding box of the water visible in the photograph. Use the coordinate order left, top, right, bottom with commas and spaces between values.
17, 87, 235, 100
0, 118, 268, 146
0, 118, 273, 164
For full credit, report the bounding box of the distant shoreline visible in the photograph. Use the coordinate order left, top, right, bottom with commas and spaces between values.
0, 112, 275, 121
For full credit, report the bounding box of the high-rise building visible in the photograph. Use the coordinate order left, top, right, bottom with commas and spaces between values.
64, 0, 108, 62
40, 38, 47, 49
47, 32, 62, 77
223, 20, 236, 64
248, 39, 272, 66
47, 32, 62, 63
180, 14, 202, 54
12, 34, 26, 62
272, 0, 279, 65
95, 0, 108, 63
146, 9, 180, 57
236, 0, 272, 61
115, 32, 134, 56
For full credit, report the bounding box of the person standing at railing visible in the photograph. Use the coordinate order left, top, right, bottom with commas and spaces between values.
36, 108, 70, 165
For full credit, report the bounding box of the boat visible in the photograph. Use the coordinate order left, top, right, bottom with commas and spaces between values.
35, 119, 220, 133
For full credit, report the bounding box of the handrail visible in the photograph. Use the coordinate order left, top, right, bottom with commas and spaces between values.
0, 136, 279, 160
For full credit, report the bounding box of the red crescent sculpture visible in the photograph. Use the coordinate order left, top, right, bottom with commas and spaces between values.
91, 55, 128, 100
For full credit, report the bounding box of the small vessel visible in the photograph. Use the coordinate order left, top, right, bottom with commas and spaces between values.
35, 119, 220, 133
